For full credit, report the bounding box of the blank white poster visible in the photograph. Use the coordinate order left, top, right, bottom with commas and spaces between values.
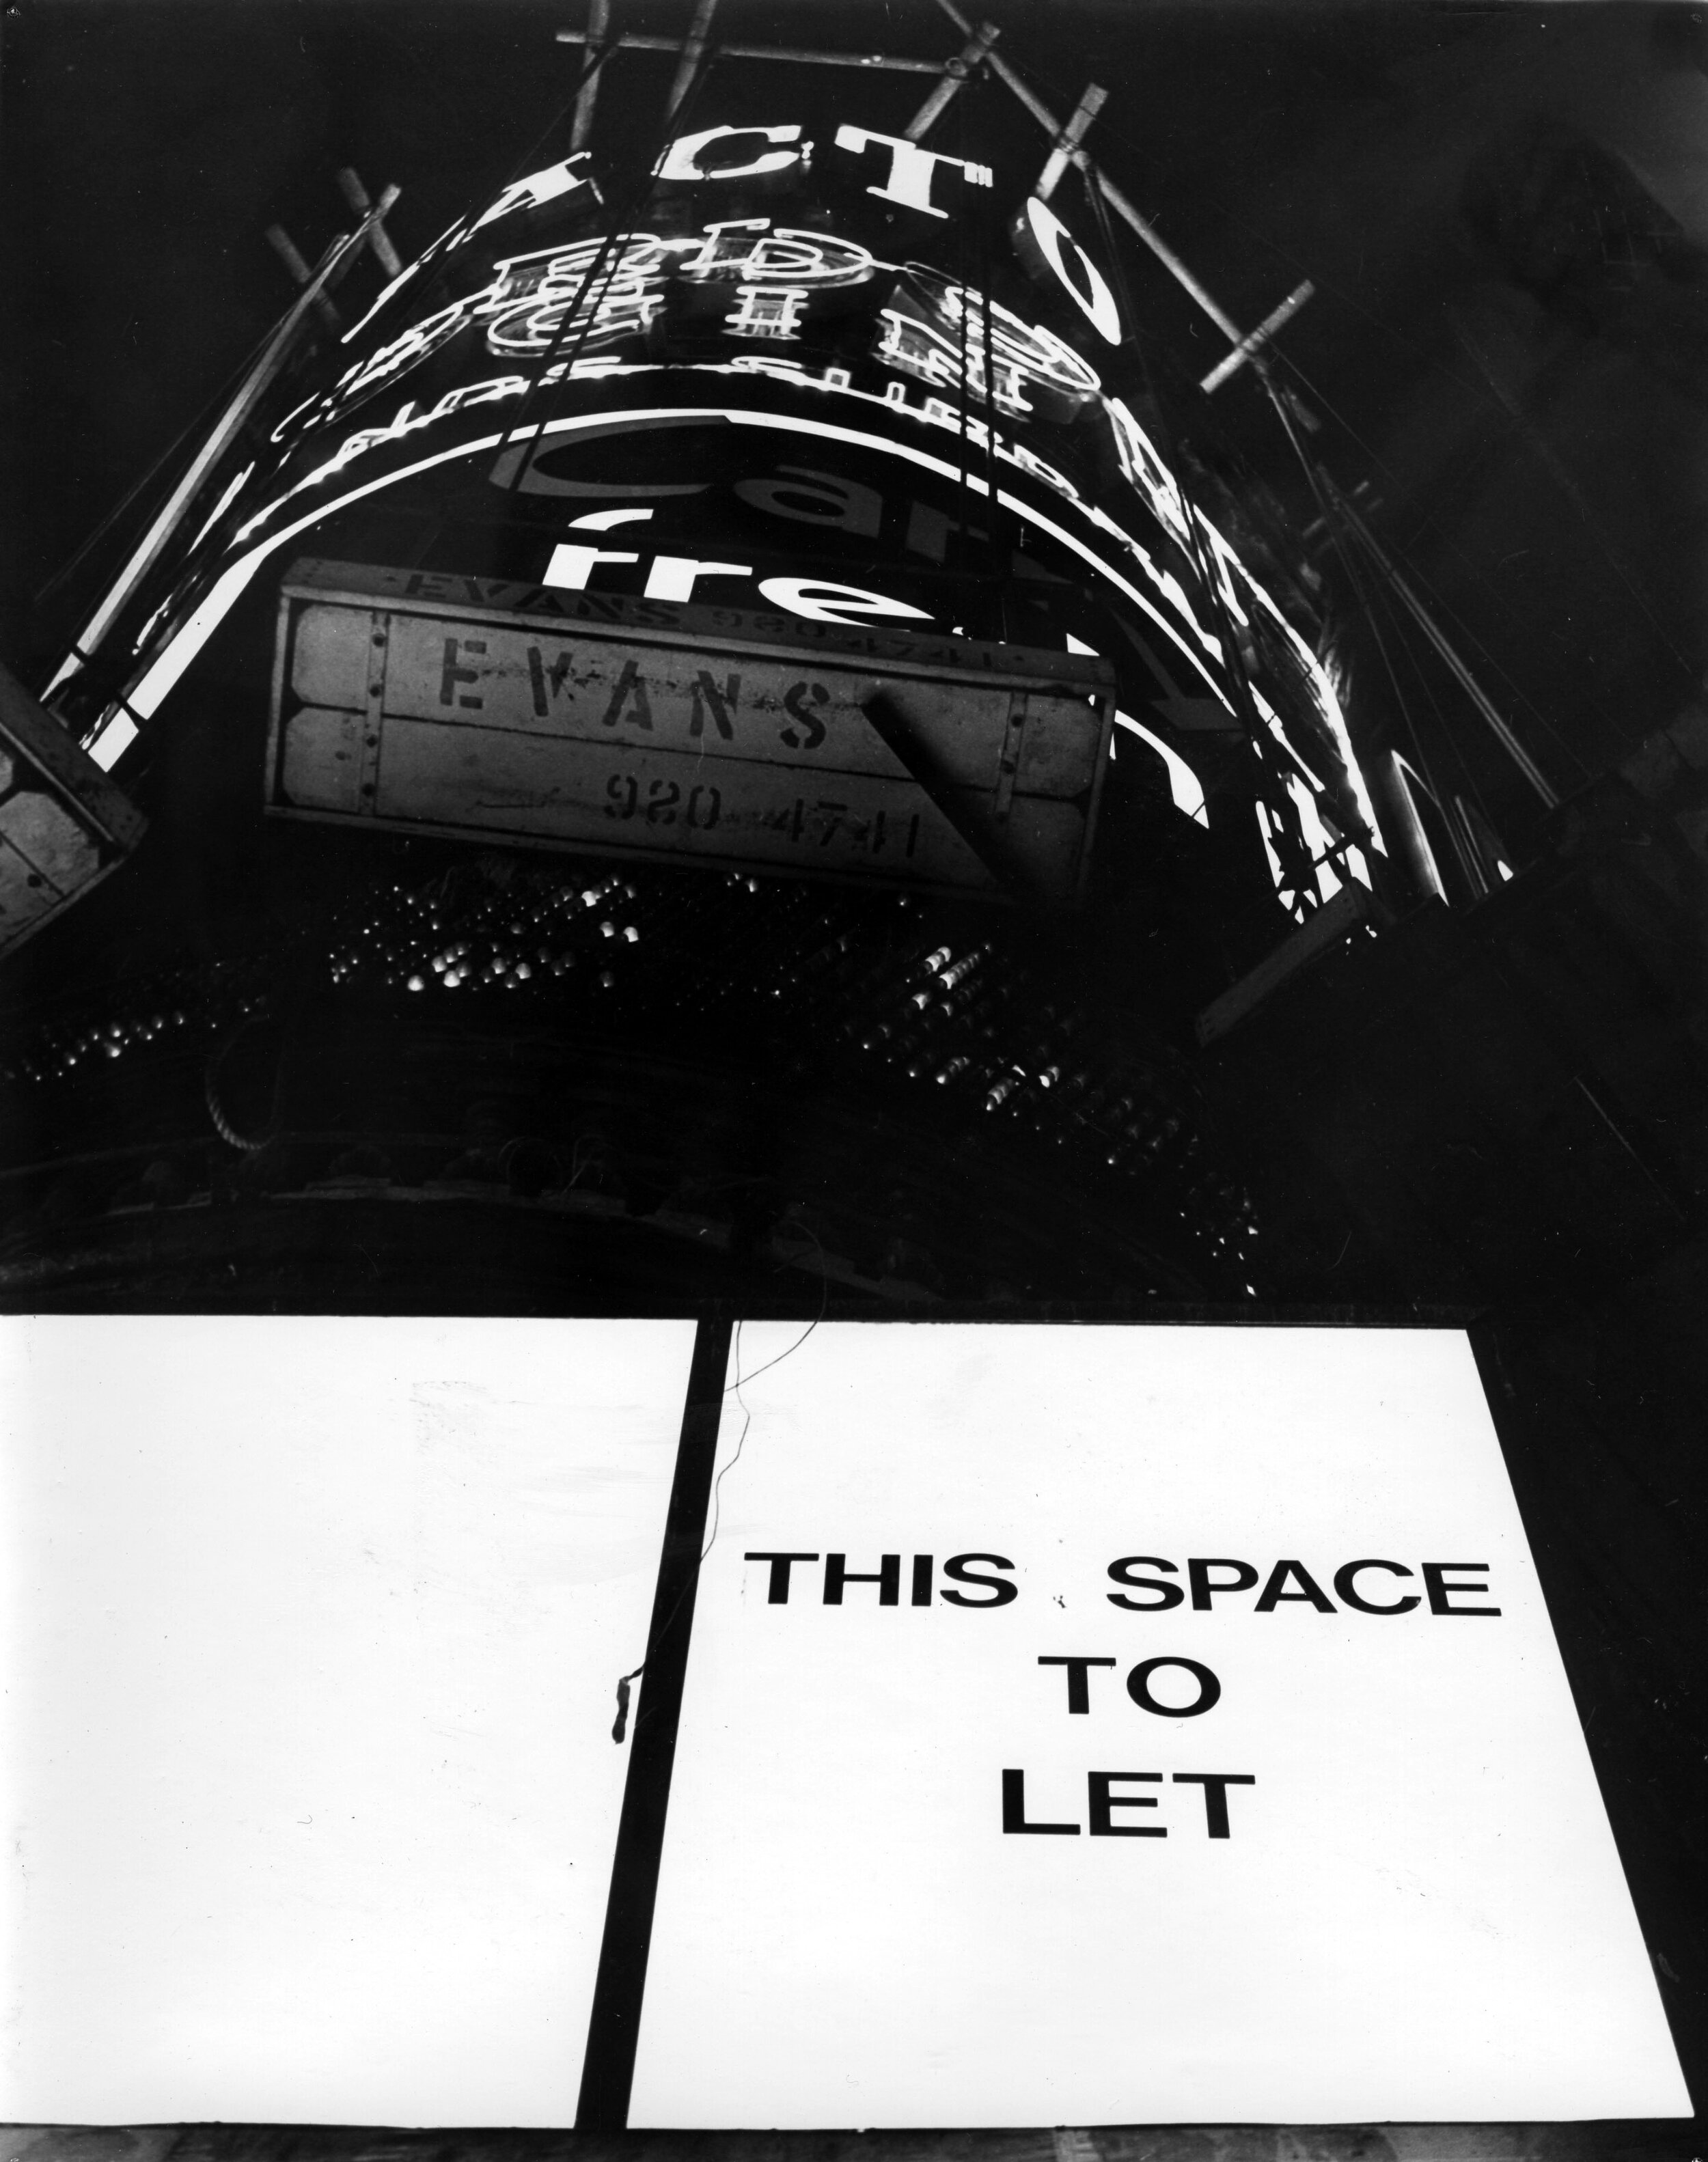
631, 1322, 1689, 2126
1, 1314, 695, 2126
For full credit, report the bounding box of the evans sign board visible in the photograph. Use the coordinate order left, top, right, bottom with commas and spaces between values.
267, 562, 1115, 908
631, 1322, 1689, 2126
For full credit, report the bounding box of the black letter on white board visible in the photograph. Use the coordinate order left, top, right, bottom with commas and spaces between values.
1002, 1769, 1079, 1835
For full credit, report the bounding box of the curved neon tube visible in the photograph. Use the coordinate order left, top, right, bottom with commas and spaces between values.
92, 402, 1238, 767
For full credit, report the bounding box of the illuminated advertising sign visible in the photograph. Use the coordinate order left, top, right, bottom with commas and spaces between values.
633, 1324, 1688, 2126
73, 111, 1383, 931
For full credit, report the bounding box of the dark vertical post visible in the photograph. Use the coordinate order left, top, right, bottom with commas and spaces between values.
576, 1313, 733, 2131
570, 0, 612, 152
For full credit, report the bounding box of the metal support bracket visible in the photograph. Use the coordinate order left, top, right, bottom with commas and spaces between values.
1035, 83, 1107, 202
266, 225, 342, 331
906, 18, 1002, 142
49, 180, 403, 734
666, 0, 720, 119
1198, 279, 1315, 394
570, 0, 613, 150
336, 168, 404, 279
555, 27, 955, 74
1196, 879, 1383, 1047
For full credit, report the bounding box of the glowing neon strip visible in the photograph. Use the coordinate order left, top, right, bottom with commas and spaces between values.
337, 218, 467, 348
1194, 508, 1383, 850
1067, 632, 1208, 829
1115, 713, 1208, 827
228, 352, 1232, 694
91, 423, 526, 765
88, 404, 1235, 767
214, 219, 1374, 840
186, 461, 256, 553
714, 408, 1229, 698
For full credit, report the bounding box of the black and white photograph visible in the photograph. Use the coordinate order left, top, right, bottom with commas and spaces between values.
1, 1, 1704, 2154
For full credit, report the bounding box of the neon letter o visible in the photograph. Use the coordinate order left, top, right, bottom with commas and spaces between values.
1021, 197, 1121, 346
1126, 1655, 1221, 1717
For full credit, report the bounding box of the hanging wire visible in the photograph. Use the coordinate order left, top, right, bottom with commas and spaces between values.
974, 77, 1008, 635
1015, 42, 1517, 417
997, 25, 1693, 821
36, 22, 629, 713
1268, 352, 1640, 779
1375, 568, 1496, 824
951, 89, 979, 609
1078, 154, 1297, 827
29, 292, 311, 613
404, 31, 720, 563
1316, 469, 1483, 896
470, 34, 627, 247
1002, 33, 1690, 753
487, 34, 724, 503
287, 25, 631, 573
1363, 549, 1504, 889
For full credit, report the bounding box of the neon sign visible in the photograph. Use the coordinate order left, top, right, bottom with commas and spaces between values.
680, 221, 875, 286
77, 107, 1383, 908
655, 123, 811, 184
467, 152, 601, 236
829, 126, 994, 217
875, 270, 1103, 421
311, 219, 883, 428
1015, 196, 1121, 346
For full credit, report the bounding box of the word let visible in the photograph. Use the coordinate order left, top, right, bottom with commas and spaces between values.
1002, 1769, 1256, 1838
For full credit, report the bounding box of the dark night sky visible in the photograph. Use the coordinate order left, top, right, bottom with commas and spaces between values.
5, 0, 1707, 858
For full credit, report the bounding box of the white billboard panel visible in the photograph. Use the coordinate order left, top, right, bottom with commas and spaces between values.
1, 1315, 696, 2126
631, 1322, 1688, 2126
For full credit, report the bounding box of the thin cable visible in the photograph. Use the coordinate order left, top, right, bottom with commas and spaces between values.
1306, 421, 1599, 795
1021, 25, 1690, 730
1335, 493, 1482, 893
952, 148, 978, 605
1366, 547, 1591, 776
1271, 349, 1640, 772
701, 1314, 759, 1571
1082, 151, 1295, 831
1266, 371, 1509, 884
974, 77, 1007, 634
31, 292, 309, 611
1442, 311, 1695, 684
491, 40, 721, 501
717, 1267, 829, 1401
1015, 41, 1503, 407
1086, 68, 1702, 692
704, 1249, 830, 1561
1342, 514, 1599, 785
1378, 571, 1494, 827
613, 1251, 829, 1747
1367, 553, 1502, 874
955, 18, 1687, 759
486, 36, 626, 228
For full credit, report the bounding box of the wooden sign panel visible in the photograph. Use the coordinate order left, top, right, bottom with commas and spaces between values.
266, 562, 1115, 907
0, 661, 146, 958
